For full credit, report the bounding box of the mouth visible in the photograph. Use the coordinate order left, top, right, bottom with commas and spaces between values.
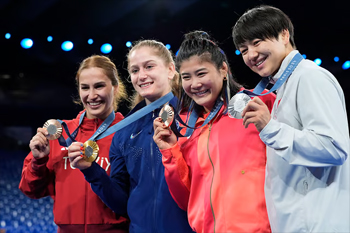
192, 89, 209, 96
139, 82, 153, 88
254, 57, 267, 68
87, 101, 102, 108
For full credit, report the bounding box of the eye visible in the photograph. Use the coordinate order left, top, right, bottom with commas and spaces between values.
146, 65, 154, 70
95, 84, 105, 89
253, 40, 261, 46
80, 86, 89, 90
198, 72, 206, 77
239, 48, 247, 55
181, 75, 190, 80
130, 69, 138, 74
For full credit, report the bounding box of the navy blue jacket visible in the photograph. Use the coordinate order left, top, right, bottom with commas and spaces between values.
82, 96, 193, 233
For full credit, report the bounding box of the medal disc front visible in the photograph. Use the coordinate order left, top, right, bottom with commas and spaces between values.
82, 140, 99, 162
228, 93, 251, 119
159, 103, 174, 127
43, 119, 63, 140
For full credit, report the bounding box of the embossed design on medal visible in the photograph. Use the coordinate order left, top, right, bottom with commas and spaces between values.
43, 119, 63, 140
228, 93, 251, 119
82, 140, 99, 162
159, 103, 174, 127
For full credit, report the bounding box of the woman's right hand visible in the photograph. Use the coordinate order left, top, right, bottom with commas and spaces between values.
153, 117, 177, 150
29, 127, 50, 159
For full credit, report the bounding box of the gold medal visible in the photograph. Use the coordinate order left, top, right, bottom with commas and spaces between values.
43, 119, 63, 140
159, 103, 174, 127
82, 140, 99, 162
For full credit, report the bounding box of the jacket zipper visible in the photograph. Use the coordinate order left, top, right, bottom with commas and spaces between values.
207, 123, 216, 233
150, 116, 157, 233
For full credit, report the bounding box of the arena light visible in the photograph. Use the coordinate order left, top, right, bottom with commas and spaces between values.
165, 44, 171, 50
235, 49, 240, 55
61, 41, 73, 51
20, 38, 33, 49
302, 54, 307, 59
342, 61, 350, 70
88, 39, 93, 44
5, 33, 11, 39
334, 56, 339, 62
314, 58, 322, 66
101, 43, 112, 54
47, 36, 53, 42
126, 41, 132, 48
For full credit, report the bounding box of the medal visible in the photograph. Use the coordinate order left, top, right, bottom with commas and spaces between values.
43, 119, 63, 140
228, 93, 251, 119
82, 140, 99, 162
159, 103, 174, 127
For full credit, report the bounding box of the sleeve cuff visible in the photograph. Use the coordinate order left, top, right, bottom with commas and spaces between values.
31, 156, 49, 172
259, 118, 280, 143
81, 161, 104, 183
160, 142, 180, 160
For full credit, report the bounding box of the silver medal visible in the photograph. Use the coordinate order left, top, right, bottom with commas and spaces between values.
228, 93, 251, 119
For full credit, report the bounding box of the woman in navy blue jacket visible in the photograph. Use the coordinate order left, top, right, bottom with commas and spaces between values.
68, 40, 193, 233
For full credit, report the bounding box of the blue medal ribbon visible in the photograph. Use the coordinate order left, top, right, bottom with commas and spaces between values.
56, 92, 174, 147
241, 52, 304, 97
171, 98, 224, 138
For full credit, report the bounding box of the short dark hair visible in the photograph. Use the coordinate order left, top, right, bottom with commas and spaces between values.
176, 30, 241, 112
232, 5, 296, 49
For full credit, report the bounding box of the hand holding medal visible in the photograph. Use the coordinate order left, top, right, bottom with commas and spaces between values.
153, 103, 177, 150
68, 141, 99, 170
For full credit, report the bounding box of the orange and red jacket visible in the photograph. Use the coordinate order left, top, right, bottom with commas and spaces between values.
160, 90, 275, 233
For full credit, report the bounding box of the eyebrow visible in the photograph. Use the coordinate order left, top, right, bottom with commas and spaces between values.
181, 68, 207, 76
129, 59, 156, 69
80, 81, 106, 86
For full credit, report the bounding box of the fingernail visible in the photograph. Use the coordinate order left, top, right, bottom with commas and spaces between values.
80, 143, 83, 147
80, 146, 84, 151
80, 152, 83, 155
80, 155, 83, 158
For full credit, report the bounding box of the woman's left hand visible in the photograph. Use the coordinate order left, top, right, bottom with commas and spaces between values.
68, 142, 93, 170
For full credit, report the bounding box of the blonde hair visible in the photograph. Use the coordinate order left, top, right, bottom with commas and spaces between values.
126, 40, 181, 109
74, 55, 127, 111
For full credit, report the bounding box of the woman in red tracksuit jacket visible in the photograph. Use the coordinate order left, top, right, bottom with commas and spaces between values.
153, 31, 275, 232
19, 55, 129, 233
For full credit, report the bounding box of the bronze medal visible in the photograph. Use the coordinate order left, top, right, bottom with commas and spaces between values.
82, 140, 99, 162
159, 103, 174, 127
228, 93, 251, 119
43, 119, 63, 140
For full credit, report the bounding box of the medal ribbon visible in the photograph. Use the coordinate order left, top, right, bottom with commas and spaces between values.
170, 98, 224, 138
241, 52, 304, 97
56, 92, 174, 147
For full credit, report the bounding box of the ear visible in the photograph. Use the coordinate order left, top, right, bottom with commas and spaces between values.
168, 62, 176, 80
220, 62, 229, 78
281, 29, 290, 45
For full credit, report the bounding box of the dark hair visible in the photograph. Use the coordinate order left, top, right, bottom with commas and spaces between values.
126, 39, 181, 109
74, 55, 127, 111
176, 30, 241, 113
232, 5, 296, 49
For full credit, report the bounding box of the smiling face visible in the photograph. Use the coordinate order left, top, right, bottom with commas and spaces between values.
128, 46, 174, 105
238, 30, 293, 77
180, 55, 227, 113
78, 67, 117, 119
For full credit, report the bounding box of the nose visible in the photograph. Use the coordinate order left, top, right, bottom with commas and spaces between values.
138, 68, 147, 80
247, 46, 258, 61
191, 77, 202, 89
88, 88, 98, 99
